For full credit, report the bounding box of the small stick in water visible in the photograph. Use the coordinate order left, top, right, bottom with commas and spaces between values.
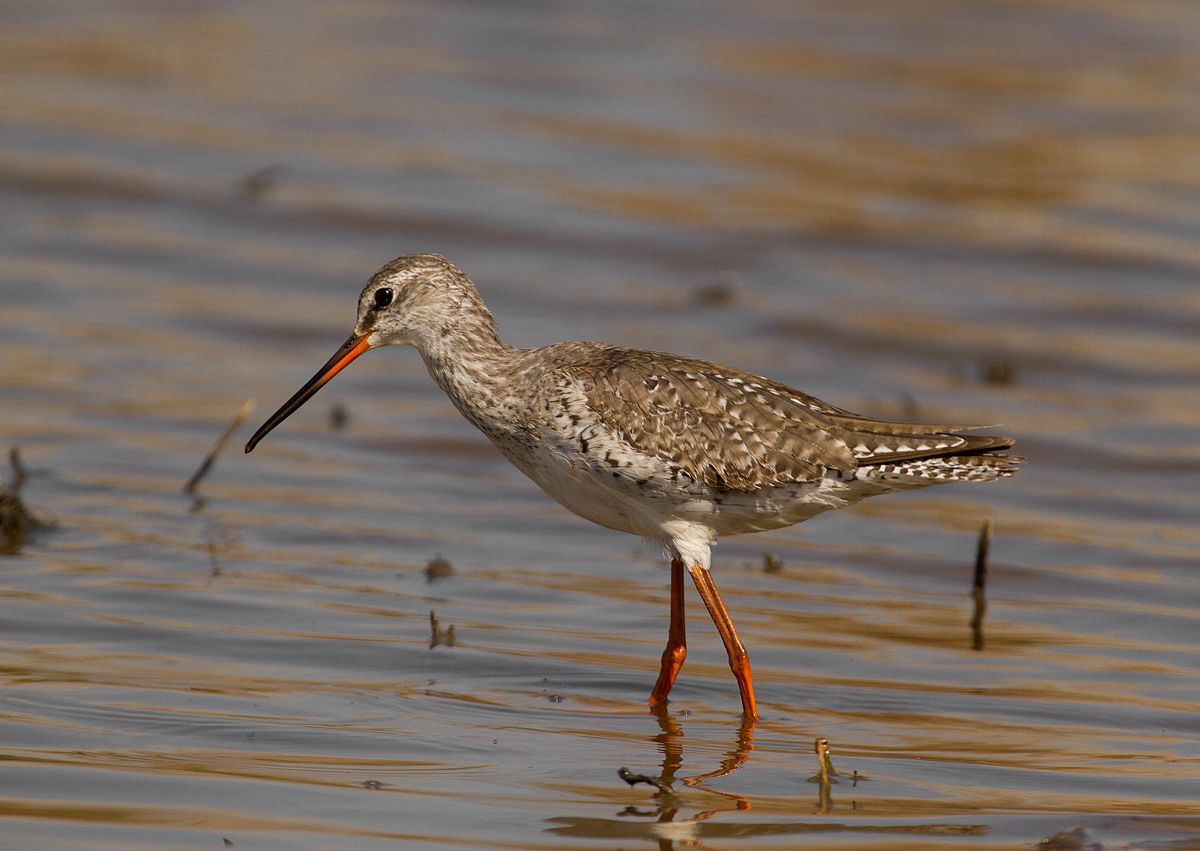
973, 517, 992, 593
806, 737, 840, 814
806, 738, 839, 782
8, 448, 27, 493
1, 446, 53, 554
815, 737, 837, 781
429, 610, 456, 648
971, 517, 992, 651
184, 399, 256, 497
617, 767, 671, 794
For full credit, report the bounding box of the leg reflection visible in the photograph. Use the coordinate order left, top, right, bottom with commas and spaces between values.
620, 706, 756, 830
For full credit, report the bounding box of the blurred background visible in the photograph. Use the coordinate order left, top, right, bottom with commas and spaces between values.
1, 2, 1198, 848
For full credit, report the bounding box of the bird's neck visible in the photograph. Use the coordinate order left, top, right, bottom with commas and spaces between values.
416, 310, 527, 431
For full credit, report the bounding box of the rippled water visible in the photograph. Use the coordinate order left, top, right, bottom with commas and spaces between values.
2, 1, 1199, 848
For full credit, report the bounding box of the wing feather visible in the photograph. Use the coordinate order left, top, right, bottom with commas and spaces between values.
559, 345, 1014, 493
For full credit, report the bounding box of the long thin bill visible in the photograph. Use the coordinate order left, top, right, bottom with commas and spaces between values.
245, 334, 372, 453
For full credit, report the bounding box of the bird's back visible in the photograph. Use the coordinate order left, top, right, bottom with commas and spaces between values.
555, 344, 1016, 481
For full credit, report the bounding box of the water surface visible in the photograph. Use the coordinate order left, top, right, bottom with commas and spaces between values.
1, 1, 1198, 848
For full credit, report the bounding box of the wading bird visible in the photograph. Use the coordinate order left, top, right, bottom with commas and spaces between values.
246, 254, 1019, 719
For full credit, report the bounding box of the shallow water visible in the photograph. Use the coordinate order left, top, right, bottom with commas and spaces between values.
2, 1, 1199, 848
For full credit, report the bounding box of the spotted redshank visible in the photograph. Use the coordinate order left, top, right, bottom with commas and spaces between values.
246, 254, 1020, 720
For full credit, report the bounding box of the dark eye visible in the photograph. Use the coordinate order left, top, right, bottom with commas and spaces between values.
373, 287, 394, 309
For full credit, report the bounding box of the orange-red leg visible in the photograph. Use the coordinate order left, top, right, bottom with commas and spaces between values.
648, 557, 687, 709
688, 564, 758, 720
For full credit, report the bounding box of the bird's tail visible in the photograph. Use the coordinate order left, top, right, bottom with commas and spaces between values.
859, 451, 1023, 485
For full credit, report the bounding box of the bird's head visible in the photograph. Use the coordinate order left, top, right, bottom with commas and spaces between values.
353, 253, 479, 349
245, 253, 487, 453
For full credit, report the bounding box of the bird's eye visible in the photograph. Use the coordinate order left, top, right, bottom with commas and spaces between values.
373, 287, 394, 309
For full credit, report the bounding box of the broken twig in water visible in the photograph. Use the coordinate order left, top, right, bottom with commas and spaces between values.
815, 737, 837, 781
184, 399, 256, 497
806, 737, 839, 785
805, 737, 840, 814
1, 447, 52, 554
973, 517, 992, 593
429, 610, 456, 648
618, 767, 672, 795
971, 517, 992, 651
8, 448, 27, 492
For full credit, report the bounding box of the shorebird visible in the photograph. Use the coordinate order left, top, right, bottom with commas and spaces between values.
246, 254, 1020, 720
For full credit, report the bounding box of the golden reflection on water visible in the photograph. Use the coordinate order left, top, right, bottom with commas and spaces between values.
526, 111, 1200, 265
545, 709, 1012, 844
542, 705, 1200, 846
2, 0, 1200, 848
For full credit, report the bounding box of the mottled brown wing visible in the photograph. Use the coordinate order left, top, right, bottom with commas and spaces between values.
567, 346, 1015, 492
567, 348, 857, 491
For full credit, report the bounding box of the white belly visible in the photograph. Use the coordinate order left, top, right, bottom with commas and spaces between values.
501, 428, 857, 543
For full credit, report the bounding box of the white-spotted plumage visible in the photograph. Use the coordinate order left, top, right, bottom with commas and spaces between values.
247, 253, 1022, 718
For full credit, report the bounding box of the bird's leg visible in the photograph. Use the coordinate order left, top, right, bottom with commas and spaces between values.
648, 556, 688, 709
688, 564, 758, 720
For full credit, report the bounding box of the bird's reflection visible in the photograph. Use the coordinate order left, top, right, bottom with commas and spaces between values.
549, 710, 863, 848
615, 707, 754, 846
657, 705, 753, 808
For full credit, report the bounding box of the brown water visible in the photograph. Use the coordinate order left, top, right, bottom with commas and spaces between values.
2, 2, 1199, 848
